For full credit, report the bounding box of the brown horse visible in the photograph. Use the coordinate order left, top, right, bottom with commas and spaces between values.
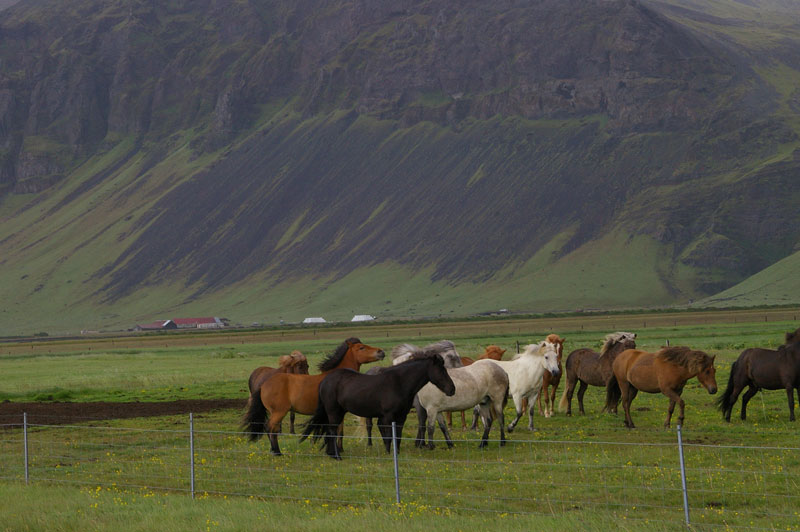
537, 334, 566, 417
446, 345, 506, 429
242, 337, 385, 455
605, 346, 717, 428
246, 351, 309, 434
718, 327, 800, 422
559, 332, 637, 415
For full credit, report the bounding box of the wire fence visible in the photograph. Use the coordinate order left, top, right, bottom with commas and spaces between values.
1, 414, 799, 530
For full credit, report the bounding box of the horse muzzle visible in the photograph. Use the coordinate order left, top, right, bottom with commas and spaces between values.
707, 386, 718, 394
376, 350, 386, 360
550, 368, 561, 378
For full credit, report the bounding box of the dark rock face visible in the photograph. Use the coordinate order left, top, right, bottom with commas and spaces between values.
0, 0, 798, 306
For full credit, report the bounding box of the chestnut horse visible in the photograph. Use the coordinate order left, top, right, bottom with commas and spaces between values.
718, 328, 800, 422
246, 351, 309, 434
559, 332, 637, 415
242, 338, 385, 455
605, 346, 717, 428
445, 345, 506, 429
536, 334, 565, 417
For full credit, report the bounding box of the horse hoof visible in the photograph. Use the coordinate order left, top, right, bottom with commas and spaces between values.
500, 440, 507, 447
271, 451, 282, 457
506, 425, 514, 433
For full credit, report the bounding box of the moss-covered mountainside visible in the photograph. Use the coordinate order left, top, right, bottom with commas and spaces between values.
0, 0, 798, 333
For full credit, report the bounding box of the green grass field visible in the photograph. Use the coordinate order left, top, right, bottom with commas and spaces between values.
1, 312, 799, 531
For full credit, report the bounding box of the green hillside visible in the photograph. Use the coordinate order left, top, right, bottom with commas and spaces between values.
0, 0, 799, 335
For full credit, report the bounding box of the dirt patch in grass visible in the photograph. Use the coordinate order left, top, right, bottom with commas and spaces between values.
0, 399, 247, 425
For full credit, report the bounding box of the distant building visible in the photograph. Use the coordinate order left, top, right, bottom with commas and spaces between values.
351, 315, 375, 322
134, 320, 177, 331
172, 317, 225, 329
302, 317, 327, 324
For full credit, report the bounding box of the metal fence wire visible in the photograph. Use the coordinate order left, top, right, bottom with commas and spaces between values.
1, 415, 798, 530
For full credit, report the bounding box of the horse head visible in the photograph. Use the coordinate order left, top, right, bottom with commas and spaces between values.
540, 341, 561, 377
546, 334, 565, 361
428, 354, 456, 396
697, 354, 718, 394
785, 328, 800, 346
349, 339, 386, 365
289, 351, 309, 374
481, 345, 506, 361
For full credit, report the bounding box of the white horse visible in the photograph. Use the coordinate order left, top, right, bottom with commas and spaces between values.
414, 361, 509, 450
478, 341, 561, 432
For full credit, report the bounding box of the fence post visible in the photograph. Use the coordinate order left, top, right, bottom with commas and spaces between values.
677, 424, 690, 526
391, 422, 400, 504
23, 412, 29, 484
189, 413, 195, 499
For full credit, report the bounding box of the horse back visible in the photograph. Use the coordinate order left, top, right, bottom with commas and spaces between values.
740, 347, 798, 389
566, 348, 608, 385
623, 351, 661, 393
261, 372, 325, 415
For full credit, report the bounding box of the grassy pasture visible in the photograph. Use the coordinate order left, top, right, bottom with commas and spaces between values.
1, 310, 799, 531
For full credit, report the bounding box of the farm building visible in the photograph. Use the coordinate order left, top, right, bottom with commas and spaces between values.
351, 315, 375, 322
302, 317, 326, 324
133, 320, 177, 331
172, 317, 225, 329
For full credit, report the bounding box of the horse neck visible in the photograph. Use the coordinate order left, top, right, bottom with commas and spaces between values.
332, 351, 363, 372
401, 361, 440, 396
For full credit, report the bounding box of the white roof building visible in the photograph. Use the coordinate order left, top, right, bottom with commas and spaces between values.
302, 317, 327, 324
351, 315, 375, 322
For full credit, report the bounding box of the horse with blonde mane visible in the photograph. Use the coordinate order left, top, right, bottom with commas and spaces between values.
559, 332, 636, 415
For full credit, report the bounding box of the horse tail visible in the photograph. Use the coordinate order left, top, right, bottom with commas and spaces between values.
299, 399, 328, 446
603, 375, 621, 413
717, 359, 739, 414
558, 385, 569, 413
241, 388, 268, 442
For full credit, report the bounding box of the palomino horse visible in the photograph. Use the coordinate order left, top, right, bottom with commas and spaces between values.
246, 351, 309, 434
718, 327, 800, 422
559, 332, 637, 415
364, 340, 463, 446
242, 338, 384, 455
605, 346, 717, 428
537, 334, 566, 418
445, 345, 506, 429
476, 341, 560, 432
300, 352, 455, 459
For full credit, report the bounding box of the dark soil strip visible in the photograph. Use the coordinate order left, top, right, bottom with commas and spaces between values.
0, 399, 247, 425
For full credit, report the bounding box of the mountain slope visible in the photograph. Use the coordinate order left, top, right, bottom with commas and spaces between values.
0, 0, 799, 333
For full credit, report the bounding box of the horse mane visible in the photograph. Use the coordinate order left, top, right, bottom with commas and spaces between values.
656, 346, 713, 373
599, 332, 636, 357
409, 351, 445, 363
391, 340, 463, 368
785, 328, 800, 345
318, 337, 361, 372
513, 341, 552, 359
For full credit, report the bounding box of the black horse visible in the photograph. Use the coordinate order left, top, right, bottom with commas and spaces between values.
300, 352, 456, 459
718, 328, 800, 422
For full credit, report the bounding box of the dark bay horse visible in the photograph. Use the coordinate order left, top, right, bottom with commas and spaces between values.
242, 338, 385, 455
246, 351, 309, 434
537, 334, 566, 418
446, 344, 506, 429
365, 340, 463, 446
718, 328, 800, 422
605, 346, 717, 428
559, 332, 637, 415
300, 352, 456, 459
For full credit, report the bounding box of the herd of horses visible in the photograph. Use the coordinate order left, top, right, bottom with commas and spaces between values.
242, 327, 800, 459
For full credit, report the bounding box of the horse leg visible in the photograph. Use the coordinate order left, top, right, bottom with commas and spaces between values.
740, 386, 758, 421
469, 406, 480, 431
478, 403, 493, 449
723, 383, 745, 422
289, 411, 296, 434
576, 381, 589, 415
426, 408, 439, 450
620, 383, 637, 429
460, 410, 467, 430
507, 395, 525, 433
528, 391, 541, 431
537, 386, 545, 417
445, 411, 453, 428
436, 413, 455, 448
786, 386, 796, 421
266, 411, 286, 456
415, 399, 428, 448
493, 398, 507, 446
562, 375, 576, 416
366, 417, 373, 446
